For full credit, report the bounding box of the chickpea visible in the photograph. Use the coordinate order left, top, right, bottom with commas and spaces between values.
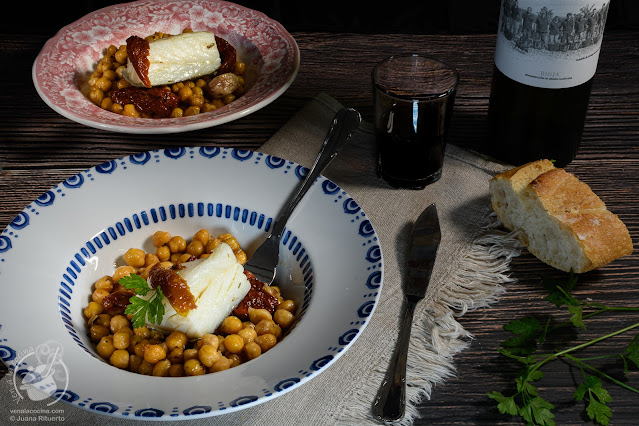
138, 360, 153, 375
94, 77, 112, 92
184, 106, 200, 116
128, 335, 144, 353
199, 334, 219, 350
274, 309, 295, 329
123, 248, 146, 267
244, 341, 261, 360
166, 331, 188, 350
278, 299, 296, 313
186, 240, 204, 257
115, 65, 126, 79
89, 325, 110, 342
220, 316, 243, 335
152, 359, 171, 377
198, 345, 221, 368
254, 334, 277, 352
195, 78, 207, 88
94, 275, 114, 292
210, 356, 232, 373
184, 358, 206, 376
188, 94, 205, 107
100, 97, 113, 110
133, 326, 151, 339
248, 307, 272, 324
92, 288, 110, 304
114, 48, 127, 64
224, 335, 244, 354
255, 319, 278, 336
144, 253, 160, 267
144, 344, 166, 364
122, 104, 140, 118
183, 348, 199, 362
178, 253, 193, 263
113, 331, 130, 350
169, 364, 185, 377
110, 103, 124, 114
110, 315, 130, 333
205, 238, 221, 253
97, 336, 115, 359
153, 231, 171, 247
84, 301, 104, 319
218, 234, 240, 251
192, 229, 209, 245
156, 245, 171, 261
178, 86, 193, 102
116, 79, 131, 90
228, 354, 241, 368
168, 348, 184, 364
237, 327, 257, 344
234, 62, 246, 75
202, 103, 217, 113
129, 354, 143, 373
92, 313, 111, 327
112, 265, 136, 282
235, 249, 247, 264
222, 94, 236, 105
106, 45, 117, 56
110, 349, 130, 369
170, 108, 184, 118
168, 236, 186, 253
89, 87, 105, 105
133, 340, 149, 358
102, 69, 117, 81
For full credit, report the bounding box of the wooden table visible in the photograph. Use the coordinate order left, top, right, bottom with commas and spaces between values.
1, 29, 638, 425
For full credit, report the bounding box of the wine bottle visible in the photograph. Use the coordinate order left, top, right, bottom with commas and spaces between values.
487, 0, 610, 167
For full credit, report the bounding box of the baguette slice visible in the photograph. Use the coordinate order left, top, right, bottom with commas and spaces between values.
490, 160, 633, 273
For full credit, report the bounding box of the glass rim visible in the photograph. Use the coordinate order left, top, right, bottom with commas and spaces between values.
372, 54, 459, 100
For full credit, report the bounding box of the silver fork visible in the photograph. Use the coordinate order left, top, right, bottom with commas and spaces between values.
243, 107, 362, 284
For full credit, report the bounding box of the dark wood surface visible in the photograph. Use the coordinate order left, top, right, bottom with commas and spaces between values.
1, 29, 638, 425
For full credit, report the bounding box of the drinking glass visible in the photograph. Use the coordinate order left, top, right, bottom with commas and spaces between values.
372, 55, 458, 189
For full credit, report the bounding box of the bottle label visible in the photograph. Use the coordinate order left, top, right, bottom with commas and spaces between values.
495, 0, 609, 88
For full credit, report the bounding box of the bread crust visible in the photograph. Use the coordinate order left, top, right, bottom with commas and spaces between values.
490, 160, 633, 273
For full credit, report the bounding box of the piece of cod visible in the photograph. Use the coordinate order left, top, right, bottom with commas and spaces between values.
150, 242, 249, 338
123, 31, 222, 88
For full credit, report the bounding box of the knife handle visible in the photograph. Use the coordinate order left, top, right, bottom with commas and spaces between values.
372, 298, 417, 422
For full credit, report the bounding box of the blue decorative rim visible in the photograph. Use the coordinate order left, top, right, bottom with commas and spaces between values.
0, 147, 383, 419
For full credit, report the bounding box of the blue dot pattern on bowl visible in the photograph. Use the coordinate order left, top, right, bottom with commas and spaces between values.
0, 147, 382, 418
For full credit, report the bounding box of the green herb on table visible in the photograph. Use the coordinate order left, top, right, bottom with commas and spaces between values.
120, 274, 165, 329
487, 271, 639, 426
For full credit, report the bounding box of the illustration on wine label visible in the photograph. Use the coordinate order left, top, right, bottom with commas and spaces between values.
495, 0, 610, 88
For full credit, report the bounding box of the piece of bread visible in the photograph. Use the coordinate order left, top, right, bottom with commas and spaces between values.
490, 160, 633, 273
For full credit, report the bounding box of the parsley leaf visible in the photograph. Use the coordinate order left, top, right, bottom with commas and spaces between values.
121, 274, 165, 329
501, 317, 541, 356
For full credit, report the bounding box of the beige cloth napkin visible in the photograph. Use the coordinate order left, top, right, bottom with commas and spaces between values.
0, 92, 520, 425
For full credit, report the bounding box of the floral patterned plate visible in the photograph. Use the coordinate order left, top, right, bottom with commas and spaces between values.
32, 0, 299, 134
0, 147, 383, 419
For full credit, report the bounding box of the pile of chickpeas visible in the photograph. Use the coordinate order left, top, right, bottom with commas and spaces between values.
86, 29, 247, 118
82, 229, 297, 376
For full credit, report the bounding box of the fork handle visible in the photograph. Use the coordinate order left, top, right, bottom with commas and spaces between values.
270, 107, 361, 238
372, 298, 417, 422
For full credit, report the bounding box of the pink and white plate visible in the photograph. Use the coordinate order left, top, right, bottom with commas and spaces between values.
32, 0, 300, 134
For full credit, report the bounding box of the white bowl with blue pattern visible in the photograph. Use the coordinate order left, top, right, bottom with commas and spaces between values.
0, 147, 383, 419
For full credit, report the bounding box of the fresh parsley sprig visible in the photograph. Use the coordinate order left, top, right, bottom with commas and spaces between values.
487, 272, 639, 426
120, 274, 165, 329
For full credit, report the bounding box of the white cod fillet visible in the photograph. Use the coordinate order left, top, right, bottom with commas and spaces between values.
150, 242, 249, 338
123, 31, 222, 88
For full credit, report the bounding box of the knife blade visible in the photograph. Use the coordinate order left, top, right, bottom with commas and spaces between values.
406, 203, 441, 300
372, 203, 441, 422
